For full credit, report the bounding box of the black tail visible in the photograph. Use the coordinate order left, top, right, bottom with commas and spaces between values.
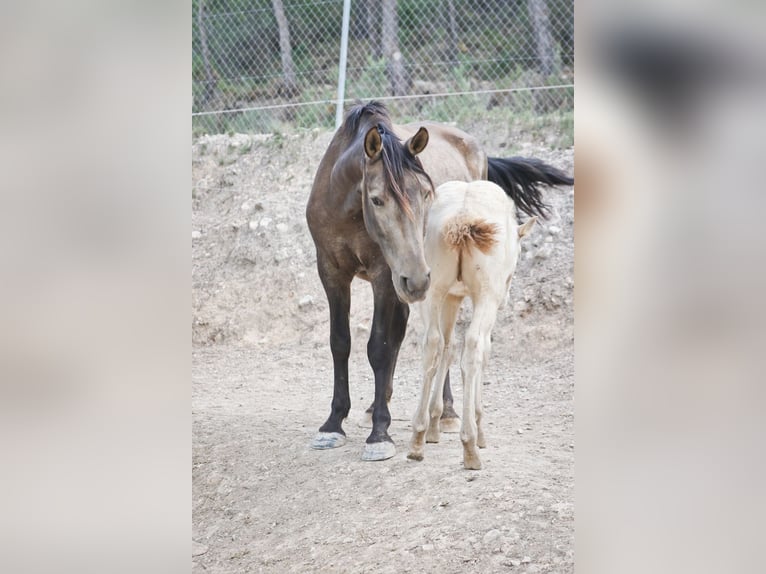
487, 156, 574, 219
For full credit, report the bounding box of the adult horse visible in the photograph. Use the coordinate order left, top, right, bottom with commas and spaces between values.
306, 101, 572, 461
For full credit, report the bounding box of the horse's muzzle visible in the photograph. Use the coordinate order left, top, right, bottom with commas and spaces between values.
398, 271, 431, 303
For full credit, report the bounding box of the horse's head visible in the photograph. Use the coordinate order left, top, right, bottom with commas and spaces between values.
361, 125, 434, 303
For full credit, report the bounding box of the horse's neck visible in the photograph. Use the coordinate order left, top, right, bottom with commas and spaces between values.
323, 135, 365, 216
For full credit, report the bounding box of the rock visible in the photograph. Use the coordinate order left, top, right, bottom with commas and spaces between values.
483, 529, 502, 545
534, 245, 553, 260
522, 556, 532, 564
548, 225, 562, 235
422, 543, 434, 552
298, 295, 314, 309
276, 223, 288, 233
192, 230, 202, 239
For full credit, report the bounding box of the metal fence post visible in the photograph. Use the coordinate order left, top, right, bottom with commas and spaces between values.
335, 0, 352, 129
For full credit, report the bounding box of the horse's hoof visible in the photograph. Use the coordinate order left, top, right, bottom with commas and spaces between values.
310, 432, 347, 450
406, 451, 424, 462
361, 441, 396, 461
439, 416, 461, 434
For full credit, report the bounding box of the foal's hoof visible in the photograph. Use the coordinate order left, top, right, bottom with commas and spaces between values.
361, 441, 396, 461
439, 416, 461, 434
310, 432, 347, 450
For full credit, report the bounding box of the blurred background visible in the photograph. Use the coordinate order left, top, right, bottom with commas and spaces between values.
192, 0, 573, 137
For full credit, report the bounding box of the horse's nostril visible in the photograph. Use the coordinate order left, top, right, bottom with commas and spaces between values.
402, 274, 430, 296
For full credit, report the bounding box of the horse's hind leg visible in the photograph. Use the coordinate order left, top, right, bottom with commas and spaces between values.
362, 280, 408, 461
460, 299, 499, 470
427, 294, 462, 444
475, 329, 492, 449
311, 263, 352, 450
408, 292, 447, 461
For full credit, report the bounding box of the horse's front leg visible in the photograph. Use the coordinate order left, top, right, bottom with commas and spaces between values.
361, 281, 409, 461
311, 268, 352, 450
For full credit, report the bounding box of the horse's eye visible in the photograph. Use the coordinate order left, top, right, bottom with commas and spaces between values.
370, 196, 384, 207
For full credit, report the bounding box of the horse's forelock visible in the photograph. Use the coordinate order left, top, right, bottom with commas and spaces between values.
344, 102, 433, 219
377, 127, 434, 220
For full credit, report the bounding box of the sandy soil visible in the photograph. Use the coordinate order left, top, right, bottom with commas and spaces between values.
192, 124, 574, 573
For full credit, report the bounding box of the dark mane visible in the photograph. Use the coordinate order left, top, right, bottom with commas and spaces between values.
342, 101, 434, 217
342, 101, 392, 137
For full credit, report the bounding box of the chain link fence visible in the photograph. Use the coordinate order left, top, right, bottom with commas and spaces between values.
192, 0, 573, 138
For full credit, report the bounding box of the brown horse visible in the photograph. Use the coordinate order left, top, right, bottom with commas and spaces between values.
306, 101, 572, 461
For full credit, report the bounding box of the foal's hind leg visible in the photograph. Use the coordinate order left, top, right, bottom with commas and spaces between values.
460, 299, 499, 470
408, 296, 443, 461
475, 330, 492, 449
426, 295, 462, 444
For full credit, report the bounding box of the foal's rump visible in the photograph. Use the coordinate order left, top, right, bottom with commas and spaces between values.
426, 181, 513, 290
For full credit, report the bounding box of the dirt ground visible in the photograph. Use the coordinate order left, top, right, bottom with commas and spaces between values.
192, 123, 574, 573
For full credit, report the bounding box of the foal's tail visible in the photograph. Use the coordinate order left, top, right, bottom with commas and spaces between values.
444, 215, 499, 282
486, 156, 574, 219
444, 217, 499, 254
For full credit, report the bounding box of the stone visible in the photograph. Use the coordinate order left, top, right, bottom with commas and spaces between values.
298, 295, 314, 309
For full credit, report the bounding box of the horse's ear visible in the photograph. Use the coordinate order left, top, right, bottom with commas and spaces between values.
364, 127, 383, 159
518, 217, 537, 238
406, 126, 429, 156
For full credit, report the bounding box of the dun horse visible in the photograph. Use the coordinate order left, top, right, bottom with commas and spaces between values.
407, 180, 535, 470
306, 101, 572, 461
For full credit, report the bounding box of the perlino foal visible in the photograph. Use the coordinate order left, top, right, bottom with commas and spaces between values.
408, 180, 536, 470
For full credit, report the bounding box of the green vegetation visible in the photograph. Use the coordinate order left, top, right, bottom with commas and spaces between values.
192, 0, 574, 139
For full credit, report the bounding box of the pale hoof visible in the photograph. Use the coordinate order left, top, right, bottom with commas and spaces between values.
439, 416, 461, 434
406, 451, 424, 461
361, 441, 396, 461
463, 457, 482, 470
310, 432, 347, 450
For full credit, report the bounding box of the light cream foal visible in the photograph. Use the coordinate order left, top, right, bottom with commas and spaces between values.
407, 180, 535, 469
